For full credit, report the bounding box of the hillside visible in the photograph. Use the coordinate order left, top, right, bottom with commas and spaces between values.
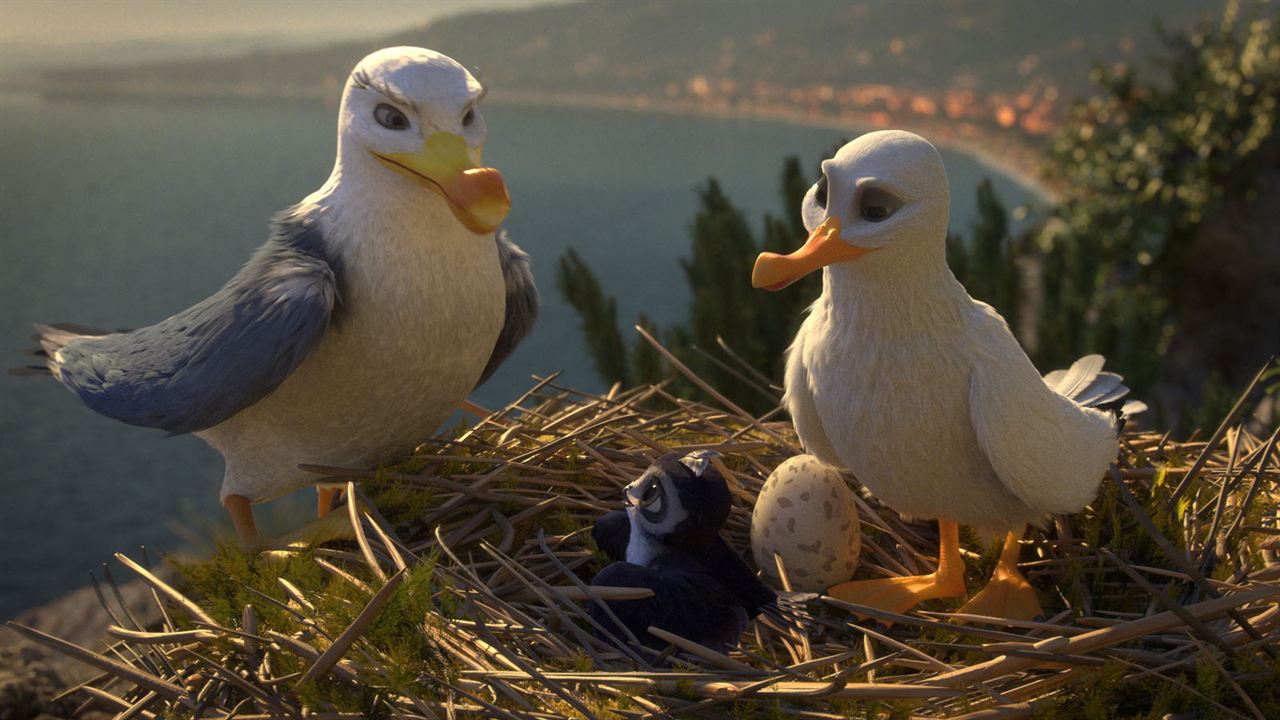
26, 0, 1226, 143
9, 367, 1280, 719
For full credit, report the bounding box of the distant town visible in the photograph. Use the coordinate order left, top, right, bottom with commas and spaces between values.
3, 0, 1222, 194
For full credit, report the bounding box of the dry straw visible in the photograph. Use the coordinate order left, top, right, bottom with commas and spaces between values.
8, 342, 1279, 719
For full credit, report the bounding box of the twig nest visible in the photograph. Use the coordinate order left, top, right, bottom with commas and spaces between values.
751, 455, 861, 592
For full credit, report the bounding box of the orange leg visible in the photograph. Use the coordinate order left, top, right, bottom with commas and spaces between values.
223, 494, 259, 548
827, 519, 966, 616
956, 528, 1044, 622
317, 486, 343, 519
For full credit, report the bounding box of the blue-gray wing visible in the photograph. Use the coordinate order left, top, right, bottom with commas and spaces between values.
476, 230, 538, 388
43, 212, 338, 435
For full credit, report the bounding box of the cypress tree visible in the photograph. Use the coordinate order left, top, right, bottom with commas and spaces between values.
556, 249, 631, 385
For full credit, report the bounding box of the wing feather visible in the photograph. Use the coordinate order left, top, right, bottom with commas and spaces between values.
1073, 371, 1124, 406
1055, 354, 1105, 398
968, 310, 1118, 515
475, 230, 538, 388
45, 208, 338, 434
1041, 368, 1067, 390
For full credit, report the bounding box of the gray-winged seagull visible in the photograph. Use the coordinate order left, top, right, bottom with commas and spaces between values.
15, 47, 538, 548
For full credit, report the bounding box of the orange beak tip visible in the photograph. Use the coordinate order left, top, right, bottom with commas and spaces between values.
751, 253, 794, 291
446, 168, 511, 234
750, 256, 769, 289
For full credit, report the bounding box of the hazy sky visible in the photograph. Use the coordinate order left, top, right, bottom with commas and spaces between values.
0, 0, 560, 45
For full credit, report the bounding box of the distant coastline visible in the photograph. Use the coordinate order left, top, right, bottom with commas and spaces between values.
487, 90, 1060, 203
2, 76, 1059, 205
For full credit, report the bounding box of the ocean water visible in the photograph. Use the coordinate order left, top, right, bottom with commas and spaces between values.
0, 92, 1036, 618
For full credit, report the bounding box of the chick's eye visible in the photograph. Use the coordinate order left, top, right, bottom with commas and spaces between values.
373, 103, 410, 130
462, 108, 476, 127
639, 481, 661, 508
814, 175, 829, 209
858, 186, 902, 222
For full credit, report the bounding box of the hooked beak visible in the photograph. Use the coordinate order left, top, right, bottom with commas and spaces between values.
373, 132, 511, 234
751, 216, 875, 291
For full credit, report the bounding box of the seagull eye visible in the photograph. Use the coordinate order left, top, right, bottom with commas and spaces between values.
462, 108, 476, 127
814, 175, 829, 209
373, 103, 410, 130
858, 186, 902, 223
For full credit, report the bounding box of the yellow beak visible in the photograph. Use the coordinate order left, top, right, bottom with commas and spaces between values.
373, 132, 511, 235
751, 216, 875, 291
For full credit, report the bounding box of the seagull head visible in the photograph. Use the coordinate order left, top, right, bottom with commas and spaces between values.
336, 46, 510, 235
752, 130, 950, 291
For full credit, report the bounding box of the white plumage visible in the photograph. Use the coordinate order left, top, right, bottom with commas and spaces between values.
25, 47, 537, 546
753, 130, 1136, 618
202, 183, 506, 504
785, 272, 1122, 534
199, 46, 523, 513
772, 130, 1119, 532
198, 47, 533, 529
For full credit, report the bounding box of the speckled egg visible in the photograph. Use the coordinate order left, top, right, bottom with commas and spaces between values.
751, 455, 861, 592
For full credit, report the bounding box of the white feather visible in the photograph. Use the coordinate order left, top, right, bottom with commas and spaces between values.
966, 307, 1118, 514
199, 48, 506, 503
784, 131, 1118, 534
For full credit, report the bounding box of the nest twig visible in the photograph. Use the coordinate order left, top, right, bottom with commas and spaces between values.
9, 349, 1280, 719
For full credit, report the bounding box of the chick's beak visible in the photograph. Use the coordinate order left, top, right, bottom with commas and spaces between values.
374, 132, 511, 234
751, 216, 874, 291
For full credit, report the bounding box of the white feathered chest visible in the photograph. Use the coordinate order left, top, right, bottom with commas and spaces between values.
203, 198, 505, 502
788, 271, 1048, 531
766, 129, 1123, 538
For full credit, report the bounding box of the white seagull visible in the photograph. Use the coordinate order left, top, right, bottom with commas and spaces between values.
17, 47, 538, 547
752, 130, 1142, 620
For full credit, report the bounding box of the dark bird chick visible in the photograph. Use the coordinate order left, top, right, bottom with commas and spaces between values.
589, 451, 775, 652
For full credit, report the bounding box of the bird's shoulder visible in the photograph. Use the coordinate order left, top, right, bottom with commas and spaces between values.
474, 229, 539, 388
960, 298, 1031, 367
160, 205, 341, 337
53, 205, 342, 434
257, 204, 346, 300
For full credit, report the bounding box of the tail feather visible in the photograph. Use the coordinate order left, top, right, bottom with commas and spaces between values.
11, 322, 113, 380
1089, 382, 1135, 408
1121, 399, 1148, 417
8, 366, 50, 376
1073, 371, 1124, 406
1042, 368, 1067, 388
33, 322, 115, 339
1044, 354, 1147, 428
1054, 354, 1106, 399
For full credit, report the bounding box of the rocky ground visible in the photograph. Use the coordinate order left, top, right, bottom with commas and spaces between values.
1, 576, 164, 720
